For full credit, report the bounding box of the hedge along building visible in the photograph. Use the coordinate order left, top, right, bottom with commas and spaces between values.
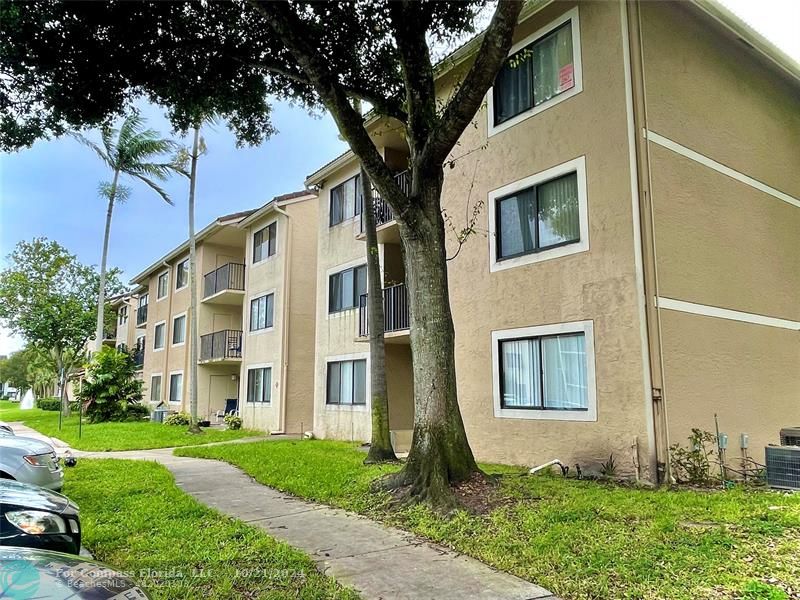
306, 0, 799, 480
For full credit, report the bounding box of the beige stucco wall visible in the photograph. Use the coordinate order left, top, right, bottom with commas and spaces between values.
639, 1, 800, 466
312, 164, 373, 441
435, 0, 652, 474
239, 210, 286, 432
308, 1, 655, 474
283, 198, 319, 435
661, 311, 799, 464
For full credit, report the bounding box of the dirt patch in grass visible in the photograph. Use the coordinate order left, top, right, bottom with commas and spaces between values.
453, 472, 521, 515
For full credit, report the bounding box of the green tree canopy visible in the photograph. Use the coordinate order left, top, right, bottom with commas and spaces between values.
0, 238, 124, 411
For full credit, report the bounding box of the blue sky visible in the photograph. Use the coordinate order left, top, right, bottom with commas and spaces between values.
0, 0, 797, 355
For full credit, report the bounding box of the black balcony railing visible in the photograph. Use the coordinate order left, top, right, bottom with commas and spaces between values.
133, 343, 145, 369
200, 329, 243, 361
203, 263, 245, 299
136, 304, 148, 326
358, 283, 410, 337
359, 171, 409, 234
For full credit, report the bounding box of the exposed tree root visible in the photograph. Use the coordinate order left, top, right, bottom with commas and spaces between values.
363, 447, 400, 465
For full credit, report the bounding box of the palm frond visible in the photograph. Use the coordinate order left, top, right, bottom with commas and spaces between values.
133, 174, 174, 205
68, 132, 113, 169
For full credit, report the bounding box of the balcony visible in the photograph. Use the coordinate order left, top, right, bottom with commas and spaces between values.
199, 329, 243, 364
136, 304, 148, 326
358, 283, 410, 344
133, 344, 145, 370
203, 263, 245, 305
358, 171, 409, 244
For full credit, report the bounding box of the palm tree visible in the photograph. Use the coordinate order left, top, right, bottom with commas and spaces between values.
73, 114, 180, 351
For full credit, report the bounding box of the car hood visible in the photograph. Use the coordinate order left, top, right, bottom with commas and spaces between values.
0, 547, 149, 599
0, 435, 55, 455
0, 479, 74, 514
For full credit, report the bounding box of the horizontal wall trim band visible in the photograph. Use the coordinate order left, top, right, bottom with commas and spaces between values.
645, 130, 800, 209
656, 296, 800, 331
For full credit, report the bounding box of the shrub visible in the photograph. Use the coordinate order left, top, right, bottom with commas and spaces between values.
124, 403, 150, 421
670, 429, 719, 485
78, 347, 143, 423
165, 412, 191, 426
224, 414, 242, 430
36, 397, 62, 411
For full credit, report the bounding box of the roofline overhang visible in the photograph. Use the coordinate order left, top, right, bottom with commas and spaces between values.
237, 192, 318, 228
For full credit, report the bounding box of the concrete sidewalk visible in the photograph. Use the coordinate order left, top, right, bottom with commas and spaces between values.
70, 446, 558, 600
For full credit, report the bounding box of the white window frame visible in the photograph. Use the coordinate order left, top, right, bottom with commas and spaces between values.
489, 155, 589, 273
252, 219, 278, 265
325, 257, 367, 319
150, 373, 163, 404
244, 362, 274, 405
492, 320, 597, 422
487, 7, 583, 137
168, 370, 184, 405
171, 312, 187, 347
247, 289, 276, 336
153, 320, 167, 352
156, 271, 169, 301
324, 353, 369, 412
174, 258, 189, 291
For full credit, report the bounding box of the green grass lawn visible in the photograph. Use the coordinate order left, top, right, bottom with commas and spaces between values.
177, 440, 800, 600
64, 459, 358, 599
0, 400, 259, 451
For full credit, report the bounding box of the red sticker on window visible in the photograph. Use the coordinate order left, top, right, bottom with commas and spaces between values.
559, 64, 575, 92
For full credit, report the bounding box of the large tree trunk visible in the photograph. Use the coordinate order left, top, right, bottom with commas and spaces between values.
383, 175, 479, 508
361, 166, 397, 464
94, 169, 119, 352
187, 124, 202, 434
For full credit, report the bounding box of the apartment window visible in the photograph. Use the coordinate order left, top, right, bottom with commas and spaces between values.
118, 305, 128, 325
139, 293, 149, 309
329, 175, 362, 226
157, 272, 169, 299
150, 375, 162, 403
175, 259, 189, 289
172, 314, 186, 345
496, 172, 579, 260
493, 20, 575, 126
326, 359, 367, 406
500, 332, 587, 410
253, 222, 277, 263
328, 264, 367, 313
246, 367, 272, 403
169, 373, 183, 403
493, 321, 596, 421
249, 294, 274, 331
154, 322, 166, 350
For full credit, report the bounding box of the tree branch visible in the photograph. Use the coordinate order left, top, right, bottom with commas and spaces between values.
248, 0, 410, 214
387, 2, 437, 158
421, 0, 523, 167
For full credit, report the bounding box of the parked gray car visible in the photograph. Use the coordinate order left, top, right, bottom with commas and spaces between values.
0, 436, 64, 491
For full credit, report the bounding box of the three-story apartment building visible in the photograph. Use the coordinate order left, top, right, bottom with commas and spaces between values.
306, 0, 799, 480
110, 0, 797, 482
128, 191, 318, 433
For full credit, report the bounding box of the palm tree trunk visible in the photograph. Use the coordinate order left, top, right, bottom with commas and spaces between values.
361, 166, 397, 464
187, 124, 202, 434
94, 169, 120, 352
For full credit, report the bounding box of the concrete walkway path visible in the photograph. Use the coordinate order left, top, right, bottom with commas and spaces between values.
8, 425, 558, 599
